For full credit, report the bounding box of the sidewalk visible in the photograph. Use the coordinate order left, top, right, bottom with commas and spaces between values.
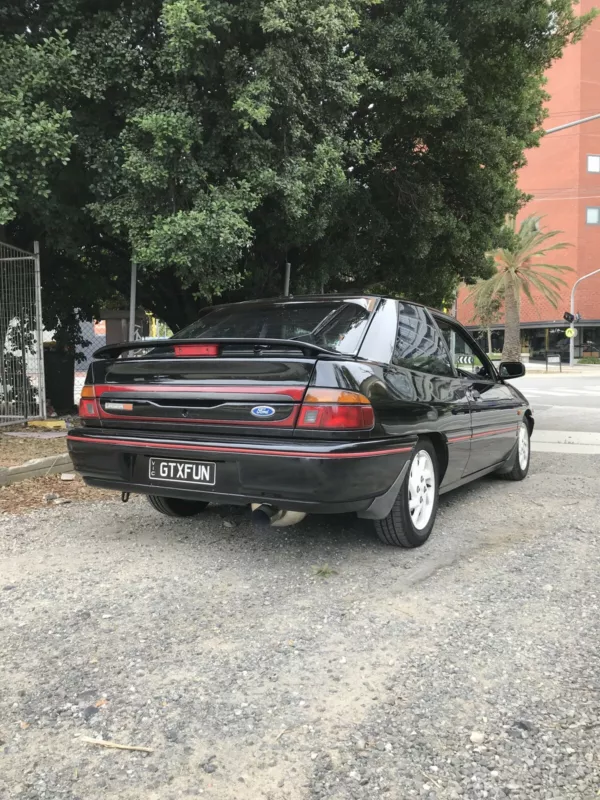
523, 359, 600, 375
532, 430, 600, 454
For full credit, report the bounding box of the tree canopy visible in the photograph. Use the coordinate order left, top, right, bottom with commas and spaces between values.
0, 0, 594, 339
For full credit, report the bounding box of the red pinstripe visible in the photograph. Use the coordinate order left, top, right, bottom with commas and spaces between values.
448, 425, 517, 444
67, 435, 413, 460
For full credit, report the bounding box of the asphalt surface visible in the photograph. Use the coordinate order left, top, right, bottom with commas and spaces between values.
510, 370, 600, 453
1, 451, 599, 800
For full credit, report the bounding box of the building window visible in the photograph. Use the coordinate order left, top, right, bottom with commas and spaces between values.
588, 155, 600, 173
586, 207, 600, 225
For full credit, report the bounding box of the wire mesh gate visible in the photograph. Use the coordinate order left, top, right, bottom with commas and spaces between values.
0, 241, 46, 425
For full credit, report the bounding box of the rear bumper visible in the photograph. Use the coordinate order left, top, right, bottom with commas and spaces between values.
67, 428, 415, 515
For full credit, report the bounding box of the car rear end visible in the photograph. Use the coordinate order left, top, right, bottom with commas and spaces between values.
67, 297, 415, 516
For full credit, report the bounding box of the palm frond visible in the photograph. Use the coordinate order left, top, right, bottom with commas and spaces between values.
475, 216, 572, 324
522, 273, 563, 307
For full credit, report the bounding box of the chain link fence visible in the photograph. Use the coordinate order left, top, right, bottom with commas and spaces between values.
0, 241, 46, 424
74, 319, 107, 406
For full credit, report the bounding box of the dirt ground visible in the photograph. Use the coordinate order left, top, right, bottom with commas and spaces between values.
0, 474, 117, 515
1, 453, 599, 800
0, 432, 68, 467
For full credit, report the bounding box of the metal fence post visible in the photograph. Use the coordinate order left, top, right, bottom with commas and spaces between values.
33, 241, 47, 419
0, 240, 45, 424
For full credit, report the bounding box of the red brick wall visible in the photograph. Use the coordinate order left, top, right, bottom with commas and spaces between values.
457, 2, 600, 327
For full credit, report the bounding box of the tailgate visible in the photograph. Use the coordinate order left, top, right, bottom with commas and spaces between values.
89, 340, 320, 436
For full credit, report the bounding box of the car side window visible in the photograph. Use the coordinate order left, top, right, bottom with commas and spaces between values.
435, 317, 494, 380
392, 304, 454, 377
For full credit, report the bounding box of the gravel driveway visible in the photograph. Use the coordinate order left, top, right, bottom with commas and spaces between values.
1, 453, 599, 800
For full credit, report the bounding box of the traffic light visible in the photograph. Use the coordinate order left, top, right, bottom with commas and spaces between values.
563, 312, 575, 323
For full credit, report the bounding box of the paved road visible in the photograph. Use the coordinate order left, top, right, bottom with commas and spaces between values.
1, 452, 600, 800
510, 371, 600, 453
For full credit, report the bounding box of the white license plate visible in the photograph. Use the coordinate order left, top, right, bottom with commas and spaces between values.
148, 458, 216, 486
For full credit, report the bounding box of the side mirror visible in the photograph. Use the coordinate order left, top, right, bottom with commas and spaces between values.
499, 362, 526, 379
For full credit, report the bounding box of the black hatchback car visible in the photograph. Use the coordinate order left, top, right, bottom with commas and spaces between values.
68, 296, 533, 548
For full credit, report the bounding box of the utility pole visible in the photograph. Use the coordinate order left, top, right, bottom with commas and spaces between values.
128, 260, 137, 341
569, 268, 600, 366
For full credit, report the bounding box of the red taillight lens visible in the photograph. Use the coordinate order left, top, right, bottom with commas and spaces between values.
79, 398, 99, 418
79, 385, 98, 418
298, 404, 374, 430
174, 344, 220, 357
297, 388, 374, 430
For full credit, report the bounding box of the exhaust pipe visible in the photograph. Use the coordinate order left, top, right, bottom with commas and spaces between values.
250, 504, 306, 528
250, 504, 279, 526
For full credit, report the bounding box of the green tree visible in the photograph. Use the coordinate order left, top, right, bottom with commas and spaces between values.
3, 0, 372, 332
468, 216, 572, 362
0, 0, 595, 339
0, 31, 75, 227
320, 0, 593, 305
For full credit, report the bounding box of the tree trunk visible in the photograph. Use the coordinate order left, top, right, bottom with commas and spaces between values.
502, 277, 521, 362
487, 327, 492, 354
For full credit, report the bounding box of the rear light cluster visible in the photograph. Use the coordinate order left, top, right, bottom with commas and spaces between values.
297, 388, 374, 431
79, 385, 99, 418
78, 384, 374, 431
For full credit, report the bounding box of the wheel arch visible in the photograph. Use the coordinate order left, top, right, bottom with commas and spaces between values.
422, 432, 449, 484
524, 409, 534, 434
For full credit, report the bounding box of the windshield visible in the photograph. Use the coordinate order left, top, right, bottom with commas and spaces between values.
176, 300, 374, 355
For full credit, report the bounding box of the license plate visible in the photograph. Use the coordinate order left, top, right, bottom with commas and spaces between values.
149, 458, 216, 486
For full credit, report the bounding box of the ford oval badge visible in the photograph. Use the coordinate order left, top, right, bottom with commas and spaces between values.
251, 405, 276, 418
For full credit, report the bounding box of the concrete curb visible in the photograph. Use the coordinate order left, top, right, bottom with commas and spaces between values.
0, 453, 73, 487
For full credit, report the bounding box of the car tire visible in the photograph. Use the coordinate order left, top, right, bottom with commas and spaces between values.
147, 495, 209, 517
497, 420, 530, 481
373, 440, 439, 548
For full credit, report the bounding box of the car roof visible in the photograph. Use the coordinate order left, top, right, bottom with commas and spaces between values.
211, 294, 379, 306
208, 294, 432, 310
200, 294, 461, 324
207, 292, 460, 318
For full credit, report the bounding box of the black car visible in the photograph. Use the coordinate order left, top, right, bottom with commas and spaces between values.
68, 296, 533, 548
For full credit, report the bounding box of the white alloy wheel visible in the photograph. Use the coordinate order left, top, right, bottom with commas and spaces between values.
408, 449, 436, 531
518, 422, 530, 470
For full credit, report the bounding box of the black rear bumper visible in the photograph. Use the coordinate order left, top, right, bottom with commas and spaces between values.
67, 428, 415, 515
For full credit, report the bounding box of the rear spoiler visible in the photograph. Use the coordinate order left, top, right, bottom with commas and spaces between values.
93, 337, 338, 360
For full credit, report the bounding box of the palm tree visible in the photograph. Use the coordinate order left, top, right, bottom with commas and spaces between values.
471, 294, 503, 356
468, 216, 572, 362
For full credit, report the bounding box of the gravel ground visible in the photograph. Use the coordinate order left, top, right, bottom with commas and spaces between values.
0, 475, 115, 515
1, 453, 599, 800
0, 433, 67, 467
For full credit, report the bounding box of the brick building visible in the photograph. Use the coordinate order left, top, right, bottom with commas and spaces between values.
457, 0, 600, 361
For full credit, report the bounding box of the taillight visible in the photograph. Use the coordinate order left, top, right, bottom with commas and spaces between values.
79, 385, 99, 418
174, 344, 220, 357
297, 388, 375, 430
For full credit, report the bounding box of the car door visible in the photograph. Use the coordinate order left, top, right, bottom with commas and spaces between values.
434, 316, 521, 476
372, 303, 473, 489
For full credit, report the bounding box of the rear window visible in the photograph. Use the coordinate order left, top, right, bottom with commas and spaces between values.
176, 300, 375, 355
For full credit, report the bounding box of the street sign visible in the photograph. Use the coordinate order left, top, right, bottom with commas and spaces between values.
546, 353, 562, 372
563, 312, 575, 324
565, 328, 578, 338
